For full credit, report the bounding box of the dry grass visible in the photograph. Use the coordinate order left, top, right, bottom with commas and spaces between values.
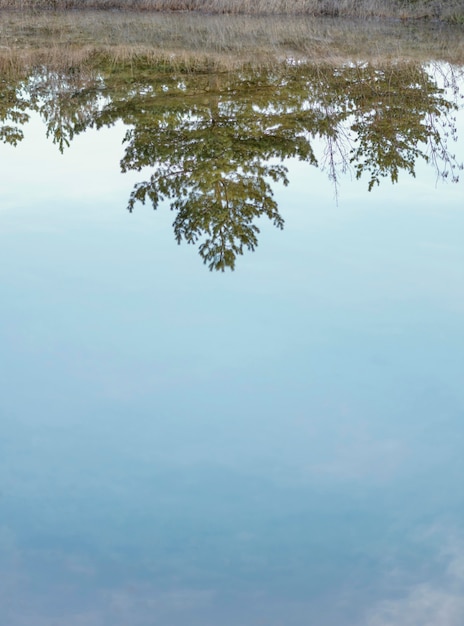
1, 11, 464, 75
0, 0, 464, 21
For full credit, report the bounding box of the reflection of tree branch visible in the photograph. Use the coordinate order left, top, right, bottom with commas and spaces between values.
117, 62, 463, 267
425, 110, 463, 183
320, 122, 353, 201
160, 168, 194, 180
422, 64, 464, 183
1, 60, 462, 270
27, 68, 103, 153
337, 63, 462, 190
0, 76, 33, 146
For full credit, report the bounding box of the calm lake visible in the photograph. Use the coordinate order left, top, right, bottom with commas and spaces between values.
1, 15, 464, 626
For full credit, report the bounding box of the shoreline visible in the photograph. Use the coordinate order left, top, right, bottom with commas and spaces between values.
1, 10, 463, 72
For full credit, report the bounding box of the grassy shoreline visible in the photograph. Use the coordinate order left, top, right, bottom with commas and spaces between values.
0, 0, 463, 23
1, 11, 463, 75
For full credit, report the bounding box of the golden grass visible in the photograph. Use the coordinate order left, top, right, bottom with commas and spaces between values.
0, 11, 463, 78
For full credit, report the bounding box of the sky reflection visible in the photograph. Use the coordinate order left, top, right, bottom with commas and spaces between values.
1, 66, 464, 626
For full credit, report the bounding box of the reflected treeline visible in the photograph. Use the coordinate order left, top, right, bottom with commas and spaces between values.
1, 61, 463, 269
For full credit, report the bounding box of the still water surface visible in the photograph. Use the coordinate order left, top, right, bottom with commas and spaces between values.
1, 58, 464, 625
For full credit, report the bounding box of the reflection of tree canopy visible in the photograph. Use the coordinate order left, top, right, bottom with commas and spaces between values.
98, 71, 320, 270
1, 66, 101, 150
1, 60, 462, 269
0, 70, 32, 146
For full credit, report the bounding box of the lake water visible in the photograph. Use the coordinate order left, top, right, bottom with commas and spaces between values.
1, 49, 464, 626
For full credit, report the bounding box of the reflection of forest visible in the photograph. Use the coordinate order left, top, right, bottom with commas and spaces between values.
1, 61, 463, 269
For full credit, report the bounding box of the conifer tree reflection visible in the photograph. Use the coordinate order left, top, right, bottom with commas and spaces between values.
107, 71, 320, 270
303, 62, 462, 190
99, 63, 461, 268
1, 60, 462, 269
0, 66, 100, 151
29, 67, 102, 153
341, 63, 462, 189
0, 72, 32, 146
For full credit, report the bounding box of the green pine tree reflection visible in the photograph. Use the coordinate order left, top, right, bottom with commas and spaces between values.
1, 60, 462, 269
94, 63, 461, 268
115, 73, 321, 270
0, 71, 32, 146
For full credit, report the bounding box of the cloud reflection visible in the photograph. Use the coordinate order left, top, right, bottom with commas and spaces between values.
366, 536, 464, 626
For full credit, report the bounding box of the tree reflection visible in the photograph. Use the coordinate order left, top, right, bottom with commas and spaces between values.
0, 70, 32, 146
1, 60, 462, 269
113, 74, 320, 270
340, 64, 462, 189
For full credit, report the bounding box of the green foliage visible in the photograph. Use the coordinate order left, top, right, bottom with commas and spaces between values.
1, 60, 462, 269
0, 77, 31, 146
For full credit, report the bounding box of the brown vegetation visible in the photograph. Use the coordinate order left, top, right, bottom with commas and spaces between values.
0, 11, 463, 76
0, 0, 463, 22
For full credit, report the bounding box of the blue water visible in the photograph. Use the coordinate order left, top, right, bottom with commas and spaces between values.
1, 95, 464, 625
